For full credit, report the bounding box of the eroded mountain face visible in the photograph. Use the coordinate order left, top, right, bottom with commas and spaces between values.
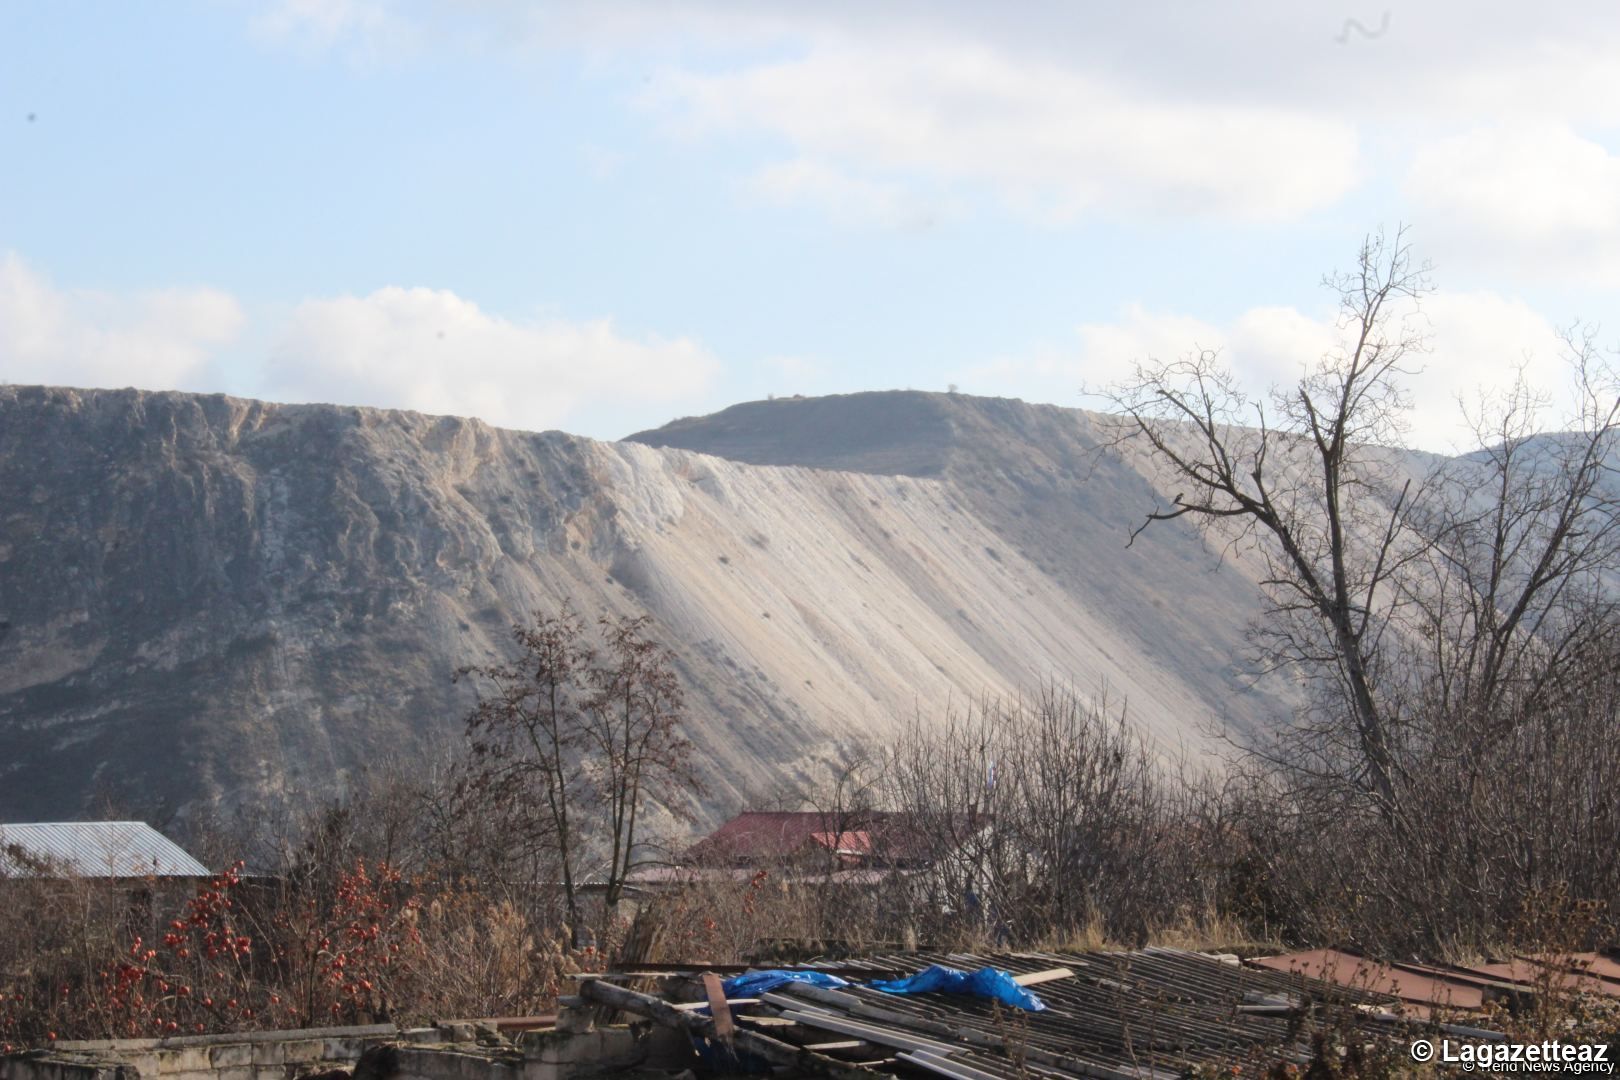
0, 386, 1289, 824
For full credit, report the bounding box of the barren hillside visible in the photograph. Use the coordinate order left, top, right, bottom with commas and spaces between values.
0, 387, 1292, 824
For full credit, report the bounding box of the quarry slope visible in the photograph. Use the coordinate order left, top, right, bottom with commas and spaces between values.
0, 387, 1291, 824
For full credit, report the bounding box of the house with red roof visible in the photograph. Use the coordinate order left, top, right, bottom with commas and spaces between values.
684, 810, 935, 870
623, 809, 963, 892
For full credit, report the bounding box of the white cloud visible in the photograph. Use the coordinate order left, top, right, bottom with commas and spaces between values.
1414, 36, 1620, 127
1226, 307, 1341, 390
0, 255, 722, 436
1406, 123, 1620, 287
0, 253, 243, 391
509, 2, 1620, 126
1408, 291, 1572, 448
744, 158, 948, 229
1075, 306, 1223, 375
647, 42, 1360, 222
251, 0, 417, 61
957, 292, 1573, 452
264, 285, 720, 432
238, 2, 1620, 256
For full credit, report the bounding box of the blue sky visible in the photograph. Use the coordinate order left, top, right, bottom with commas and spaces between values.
3, 2, 1618, 448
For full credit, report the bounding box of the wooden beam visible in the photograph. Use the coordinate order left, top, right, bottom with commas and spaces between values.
702, 972, 735, 1041
671, 997, 759, 1011
1012, 966, 1075, 987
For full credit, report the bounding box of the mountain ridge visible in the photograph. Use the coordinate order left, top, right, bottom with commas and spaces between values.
0, 385, 1291, 825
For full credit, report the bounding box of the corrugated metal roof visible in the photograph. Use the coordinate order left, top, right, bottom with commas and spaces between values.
0, 821, 209, 878
583, 947, 1431, 1078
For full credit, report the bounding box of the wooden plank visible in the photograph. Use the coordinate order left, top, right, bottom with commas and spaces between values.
702, 972, 736, 1041
1012, 966, 1075, 987
804, 1040, 868, 1051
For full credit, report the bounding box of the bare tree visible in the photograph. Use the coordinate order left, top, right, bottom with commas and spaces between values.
457, 607, 593, 943
1102, 229, 1620, 954
582, 614, 701, 935
458, 608, 700, 948
884, 685, 1187, 947
1410, 337, 1620, 729
1102, 229, 1434, 818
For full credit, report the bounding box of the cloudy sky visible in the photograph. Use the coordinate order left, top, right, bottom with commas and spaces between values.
2, 2, 1617, 449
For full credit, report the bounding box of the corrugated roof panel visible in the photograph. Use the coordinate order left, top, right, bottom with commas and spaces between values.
0, 821, 209, 878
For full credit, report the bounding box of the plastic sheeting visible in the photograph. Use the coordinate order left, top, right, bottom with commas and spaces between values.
721, 969, 854, 997
869, 964, 1047, 1011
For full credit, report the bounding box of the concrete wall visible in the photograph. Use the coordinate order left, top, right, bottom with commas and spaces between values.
1, 1024, 399, 1080
1, 1020, 687, 1080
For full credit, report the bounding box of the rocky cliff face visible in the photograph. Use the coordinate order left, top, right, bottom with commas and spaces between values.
0, 386, 1292, 824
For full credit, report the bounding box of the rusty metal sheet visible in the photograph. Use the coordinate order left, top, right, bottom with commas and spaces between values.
1250, 949, 1484, 1011
1461, 956, 1620, 997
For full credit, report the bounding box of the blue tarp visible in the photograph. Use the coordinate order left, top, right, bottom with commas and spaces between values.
868, 964, 1047, 1011
721, 969, 853, 997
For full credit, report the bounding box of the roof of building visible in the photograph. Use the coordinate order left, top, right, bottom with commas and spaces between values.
580, 947, 1444, 1078
626, 864, 918, 888
685, 810, 935, 864
686, 811, 867, 862
0, 821, 210, 879
809, 829, 872, 855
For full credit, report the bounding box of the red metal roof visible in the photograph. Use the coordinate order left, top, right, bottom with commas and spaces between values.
685, 811, 925, 864
810, 829, 872, 854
